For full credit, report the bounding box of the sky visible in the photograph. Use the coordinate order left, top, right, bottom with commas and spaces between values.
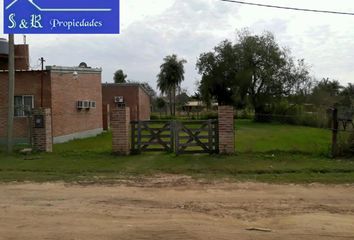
1, 0, 354, 94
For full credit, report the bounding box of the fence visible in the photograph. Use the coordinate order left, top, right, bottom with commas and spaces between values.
247, 107, 354, 158
330, 107, 354, 157
131, 120, 219, 155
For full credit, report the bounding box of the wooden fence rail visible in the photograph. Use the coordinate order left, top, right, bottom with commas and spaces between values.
131, 120, 218, 154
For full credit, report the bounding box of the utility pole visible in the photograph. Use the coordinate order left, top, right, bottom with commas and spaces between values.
7, 34, 15, 153
40, 57, 45, 107
40, 57, 45, 70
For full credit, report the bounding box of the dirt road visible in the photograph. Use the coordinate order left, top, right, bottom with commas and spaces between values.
0, 176, 354, 240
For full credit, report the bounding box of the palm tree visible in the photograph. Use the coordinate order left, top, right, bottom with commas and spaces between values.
157, 54, 187, 116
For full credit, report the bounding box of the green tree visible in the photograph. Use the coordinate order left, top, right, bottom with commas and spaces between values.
312, 78, 342, 97
311, 78, 343, 106
157, 54, 187, 116
342, 83, 354, 96
155, 97, 167, 116
197, 30, 310, 121
113, 69, 127, 83
237, 31, 310, 120
196, 40, 247, 106
191, 92, 202, 101
176, 89, 190, 111
340, 83, 354, 107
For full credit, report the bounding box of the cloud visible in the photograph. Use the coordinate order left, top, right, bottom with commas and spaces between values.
1, 0, 354, 93
2, 0, 240, 93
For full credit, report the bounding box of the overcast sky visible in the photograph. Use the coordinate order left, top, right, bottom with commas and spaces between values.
1, 0, 354, 94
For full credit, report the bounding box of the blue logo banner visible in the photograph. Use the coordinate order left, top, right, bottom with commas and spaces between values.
3, 0, 120, 34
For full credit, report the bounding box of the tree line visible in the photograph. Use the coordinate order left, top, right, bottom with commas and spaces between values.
114, 29, 354, 121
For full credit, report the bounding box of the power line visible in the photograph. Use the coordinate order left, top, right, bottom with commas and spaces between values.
220, 0, 354, 16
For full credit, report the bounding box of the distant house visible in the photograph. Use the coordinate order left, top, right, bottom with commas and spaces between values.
0, 40, 103, 144
102, 83, 151, 129
182, 101, 218, 114
182, 101, 204, 113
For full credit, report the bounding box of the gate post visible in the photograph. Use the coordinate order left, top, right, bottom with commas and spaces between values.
173, 120, 179, 155
32, 108, 53, 152
111, 105, 130, 155
331, 107, 338, 158
218, 105, 235, 154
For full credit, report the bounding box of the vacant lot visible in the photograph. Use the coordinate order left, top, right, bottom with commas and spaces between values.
235, 120, 330, 154
0, 120, 353, 183
0, 176, 354, 240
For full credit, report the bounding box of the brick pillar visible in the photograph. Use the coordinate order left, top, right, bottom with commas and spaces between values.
111, 105, 130, 155
218, 105, 235, 154
32, 108, 53, 152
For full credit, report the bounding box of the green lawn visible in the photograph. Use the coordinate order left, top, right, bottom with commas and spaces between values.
0, 120, 353, 184
236, 119, 331, 154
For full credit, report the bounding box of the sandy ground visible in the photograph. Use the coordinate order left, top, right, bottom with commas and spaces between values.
0, 176, 354, 240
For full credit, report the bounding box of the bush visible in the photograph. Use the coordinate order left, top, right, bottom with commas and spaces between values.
235, 108, 254, 119
335, 132, 353, 157
150, 114, 160, 120
150, 113, 177, 120
198, 112, 218, 120
297, 112, 329, 128
259, 101, 329, 128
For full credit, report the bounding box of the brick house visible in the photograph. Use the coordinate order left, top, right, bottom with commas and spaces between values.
102, 83, 151, 129
0, 41, 103, 144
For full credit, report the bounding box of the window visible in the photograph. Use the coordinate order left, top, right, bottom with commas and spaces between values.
14, 95, 34, 117
83, 100, 90, 109
90, 101, 96, 108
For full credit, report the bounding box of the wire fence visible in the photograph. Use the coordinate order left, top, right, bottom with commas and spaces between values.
2, 105, 354, 157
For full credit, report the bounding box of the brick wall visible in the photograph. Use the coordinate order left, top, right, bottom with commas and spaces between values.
111, 106, 130, 155
0, 71, 51, 141
50, 69, 103, 138
32, 108, 52, 152
102, 84, 150, 122
218, 105, 235, 154
138, 86, 151, 120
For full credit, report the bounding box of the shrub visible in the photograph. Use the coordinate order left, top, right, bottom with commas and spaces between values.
261, 101, 329, 128
199, 112, 218, 120
235, 108, 253, 119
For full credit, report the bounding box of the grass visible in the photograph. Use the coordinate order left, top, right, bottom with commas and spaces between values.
236, 119, 331, 154
0, 120, 353, 184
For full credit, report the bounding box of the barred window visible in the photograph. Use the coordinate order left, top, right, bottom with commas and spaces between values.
14, 95, 34, 117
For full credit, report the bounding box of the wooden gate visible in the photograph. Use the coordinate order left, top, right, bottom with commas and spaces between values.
131, 120, 218, 154
175, 120, 218, 154
131, 121, 174, 153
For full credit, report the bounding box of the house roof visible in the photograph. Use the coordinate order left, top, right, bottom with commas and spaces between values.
184, 101, 218, 107
0, 69, 47, 73
46, 65, 102, 73
185, 101, 204, 107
